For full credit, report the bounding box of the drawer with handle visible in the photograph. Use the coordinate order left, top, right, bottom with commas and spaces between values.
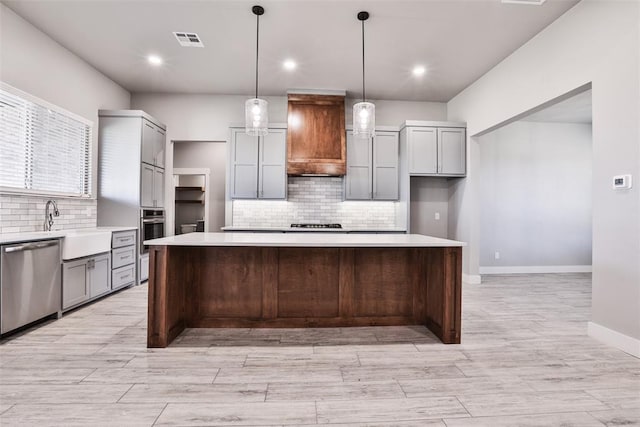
112, 264, 135, 290
112, 245, 135, 269
112, 230, 136, 249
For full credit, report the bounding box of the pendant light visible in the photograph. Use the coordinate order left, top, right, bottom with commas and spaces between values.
245, 5, 268, 136
353, 11, 375, 138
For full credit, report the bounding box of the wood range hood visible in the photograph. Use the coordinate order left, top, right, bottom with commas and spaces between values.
286, 93, 346, 176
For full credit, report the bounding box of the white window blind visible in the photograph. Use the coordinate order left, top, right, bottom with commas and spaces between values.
0, 84, 92, 197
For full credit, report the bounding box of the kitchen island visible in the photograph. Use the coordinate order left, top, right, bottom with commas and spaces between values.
145, 233, 464, 347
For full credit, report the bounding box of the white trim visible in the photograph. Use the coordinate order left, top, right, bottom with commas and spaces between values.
0, 187, 95, 200
479, 265, 592, 274
287, 89, 346, 97
463, 273, 481, 284
1, 81, 93, 126
173, 168, 210, 232
401, 120, 467, 129
98, 109, 165, 130
588, 322, 640, 358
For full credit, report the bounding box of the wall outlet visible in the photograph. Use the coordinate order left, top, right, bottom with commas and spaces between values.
494, 251, 500, 260
435, 212, 440, 220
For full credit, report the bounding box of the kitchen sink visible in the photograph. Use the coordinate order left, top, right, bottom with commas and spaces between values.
61, 229, 112, 260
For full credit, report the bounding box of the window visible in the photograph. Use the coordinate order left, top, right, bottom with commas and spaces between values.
0, 83, 92, 197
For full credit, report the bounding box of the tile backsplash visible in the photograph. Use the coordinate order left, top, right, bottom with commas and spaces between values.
0, 194, 97, 233
232, 177, 397, 228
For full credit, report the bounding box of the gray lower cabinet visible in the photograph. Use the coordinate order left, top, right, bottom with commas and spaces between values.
62, 252, 111, 311
406, 126, 466, 176
345, 131, 399, 201
230, 127, 286, 199
111, 230, 137, 290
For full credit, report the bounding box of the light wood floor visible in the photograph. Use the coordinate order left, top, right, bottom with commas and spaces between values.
1, 273, 638, 426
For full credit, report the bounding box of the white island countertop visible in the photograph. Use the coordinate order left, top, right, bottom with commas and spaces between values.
0, 226, 137, 245
220, 226, 407, 233
145, 232, 465, 248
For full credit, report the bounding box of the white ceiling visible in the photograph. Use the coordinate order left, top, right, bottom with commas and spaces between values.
522, 89, 592, 123
3, 0, 579, 102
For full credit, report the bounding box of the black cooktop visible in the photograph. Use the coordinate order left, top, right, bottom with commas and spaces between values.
290, 223, 342, 229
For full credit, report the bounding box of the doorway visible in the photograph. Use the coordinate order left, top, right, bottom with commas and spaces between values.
172, 141, 226, 232
478, 89, 593, 275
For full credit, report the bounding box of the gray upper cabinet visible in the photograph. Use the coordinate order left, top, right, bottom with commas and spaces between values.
373, 131, 399, 200
345, 133, 372, 200
406, 126, 465, 177
98, 111, 167, 220
154, 168, 165, 208
140, 163, 154, 207
345, 130, 399, 201
141, 120, 156, 165
155, 127, 166, 169
230, 127, 286, 199
231, 129, 259, 198
438, 128, 466, 175
259, 128, 287, 199
141, 163, 164, 208
408, 127, 438, 174
141, 118, 165, 168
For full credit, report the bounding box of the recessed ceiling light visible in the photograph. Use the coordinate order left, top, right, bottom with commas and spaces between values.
147, 55, 163, 66
283, 59, 297, 71
412, 65, 426, 77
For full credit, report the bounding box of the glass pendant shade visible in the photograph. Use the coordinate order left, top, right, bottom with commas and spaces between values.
352, 101, 375, 138
245, 98, 269, 136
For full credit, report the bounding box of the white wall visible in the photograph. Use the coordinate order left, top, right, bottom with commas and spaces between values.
345, 99, 447, 125
410, 177, 449, 238
447, 0, 640, 347
479, 121, 592, 271
130, 93, 447, 235
0, 4, 131, 199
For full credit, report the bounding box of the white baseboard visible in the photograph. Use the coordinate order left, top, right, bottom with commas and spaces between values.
463, 273, 481, 284
479, 265, 592, 275
588, 322, 640, 358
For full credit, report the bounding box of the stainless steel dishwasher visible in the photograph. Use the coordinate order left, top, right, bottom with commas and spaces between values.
1, 239, 61, 335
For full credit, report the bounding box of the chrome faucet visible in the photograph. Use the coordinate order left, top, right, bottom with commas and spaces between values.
44, 200, 60, 231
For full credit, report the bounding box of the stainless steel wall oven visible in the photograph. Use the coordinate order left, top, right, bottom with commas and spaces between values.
140, 209, 164, 254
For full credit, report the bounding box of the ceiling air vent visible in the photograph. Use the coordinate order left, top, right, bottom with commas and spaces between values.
173, 32, 204, 47
502, 0, 546, 4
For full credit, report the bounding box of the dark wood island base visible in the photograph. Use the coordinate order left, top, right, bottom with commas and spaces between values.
147, 245, 462, 347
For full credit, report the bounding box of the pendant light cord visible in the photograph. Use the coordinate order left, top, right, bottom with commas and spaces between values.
361, 19, 365, 102
255, 13, 260, 99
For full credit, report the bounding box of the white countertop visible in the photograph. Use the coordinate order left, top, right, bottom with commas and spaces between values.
0, 226, 137, 245
145, 232, 465, 248
220, 226, 407, 233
